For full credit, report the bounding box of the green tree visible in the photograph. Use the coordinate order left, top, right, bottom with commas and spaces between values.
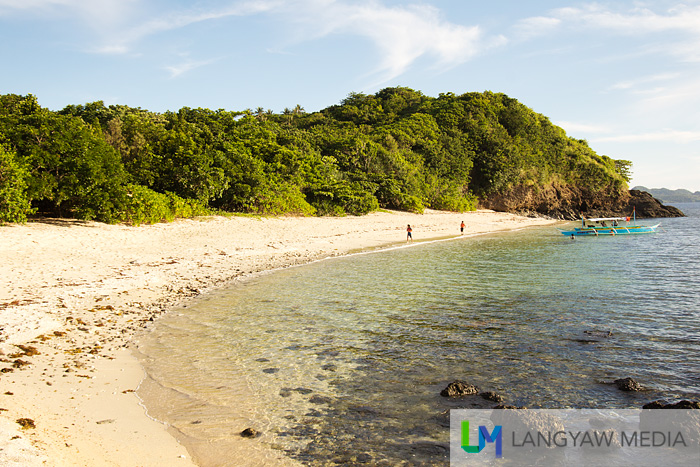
0, 144, 34, 223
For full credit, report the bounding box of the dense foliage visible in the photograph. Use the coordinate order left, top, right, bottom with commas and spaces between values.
0, 88, 631, 224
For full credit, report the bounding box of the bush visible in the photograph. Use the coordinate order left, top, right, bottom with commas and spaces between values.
0, 145, 34, 223
307, 180, 379, 216
121, 184, 211, 225
431, 192, 478, 212
248, 182, 316, 216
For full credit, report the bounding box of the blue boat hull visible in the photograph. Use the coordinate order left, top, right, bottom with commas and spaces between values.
559, 224, 660, 236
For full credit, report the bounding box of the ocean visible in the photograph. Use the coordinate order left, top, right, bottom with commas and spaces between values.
136, 204, 700, 466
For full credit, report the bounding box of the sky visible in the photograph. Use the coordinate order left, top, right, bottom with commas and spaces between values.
1, 0, 699, 191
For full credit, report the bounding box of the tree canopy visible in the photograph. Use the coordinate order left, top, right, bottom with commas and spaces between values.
0, 88, 631, 224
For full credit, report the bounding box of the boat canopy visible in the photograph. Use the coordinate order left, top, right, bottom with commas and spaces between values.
584, 217, 628, 222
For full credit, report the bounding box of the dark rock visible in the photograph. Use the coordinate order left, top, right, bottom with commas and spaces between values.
16, 418, 35, 429
480, 391, 505, 403
614, 377, 643, 391
262, 368, 279, 374
309, 394, 332, 404
440, 381, 479, 397
293, 387, 313, 395
583, 330, 612, 337
240, 427, 259, 438
627, 190, 685, 218
642, 400, 700, 409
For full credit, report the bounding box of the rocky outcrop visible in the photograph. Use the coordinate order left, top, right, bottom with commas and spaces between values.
480, 184, 685, 220
440, 381, 479, 397
626, 190, 685, 218
614, 377, 643, 391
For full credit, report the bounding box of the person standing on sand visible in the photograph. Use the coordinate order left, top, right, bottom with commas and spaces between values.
406, 224, 413, 243
460, 221, 465, 234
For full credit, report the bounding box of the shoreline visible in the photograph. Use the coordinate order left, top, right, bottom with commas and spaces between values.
0, 209, 558, 466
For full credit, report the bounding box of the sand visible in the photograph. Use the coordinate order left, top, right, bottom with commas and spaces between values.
0, 209, 558, 466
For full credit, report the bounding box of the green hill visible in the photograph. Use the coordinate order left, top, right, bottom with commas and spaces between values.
1, 88, 634, 223
632, 186, 700, 203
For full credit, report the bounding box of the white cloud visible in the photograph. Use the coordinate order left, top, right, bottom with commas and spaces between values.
271, 0, 504, 84
514, 3, 700, 64
555, 121, 613, 135
552, 3, 700, 35
3, 0, 505, 83
165, 58, 218, 78
0, 0, 138, 26
513, 16, 561, 40
608, 72, 680, 91
593, 129, 700, 143
95, 1, 279, 55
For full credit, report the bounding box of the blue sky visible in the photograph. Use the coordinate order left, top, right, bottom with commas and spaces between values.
1, 1, 699, 191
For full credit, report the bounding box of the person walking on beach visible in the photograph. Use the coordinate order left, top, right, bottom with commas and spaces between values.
460, 221, 465, 234
406, 224, 413, 243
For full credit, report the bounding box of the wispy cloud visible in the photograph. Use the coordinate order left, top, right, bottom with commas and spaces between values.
552, 3, 700, 35
607, 72, 680, 91
513, 16, 561, 40
555, 121, 613, 135
95, 1, 280, 55
0, 0, 138, 26
4, 1, 505, 83
516, 3, 700, 61
271, 0, 505, 84
164, 58, 219, 78
593, 129, 700, 144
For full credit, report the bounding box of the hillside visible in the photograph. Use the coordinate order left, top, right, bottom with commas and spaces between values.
633, 186, 700, 204
0, 88, 682, 223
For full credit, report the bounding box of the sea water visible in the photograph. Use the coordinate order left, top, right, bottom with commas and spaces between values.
136, 204, 700, 466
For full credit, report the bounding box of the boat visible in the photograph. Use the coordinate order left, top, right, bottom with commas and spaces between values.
559, 210, 660, 237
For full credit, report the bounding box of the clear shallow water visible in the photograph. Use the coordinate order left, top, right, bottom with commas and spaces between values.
137, 205, 700, 466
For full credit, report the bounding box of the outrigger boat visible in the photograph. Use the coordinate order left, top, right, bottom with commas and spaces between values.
559, 209, 660, 237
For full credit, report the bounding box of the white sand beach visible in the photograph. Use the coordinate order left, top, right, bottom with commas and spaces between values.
0, 209, 557, 466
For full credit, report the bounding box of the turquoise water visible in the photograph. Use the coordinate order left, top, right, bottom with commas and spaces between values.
137, 205, 700, 466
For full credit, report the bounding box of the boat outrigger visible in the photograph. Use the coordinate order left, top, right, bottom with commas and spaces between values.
559, 210, 660, 237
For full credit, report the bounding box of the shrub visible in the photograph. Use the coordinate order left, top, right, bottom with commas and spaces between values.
121, 184, 211, 225
0, 145, 34, 223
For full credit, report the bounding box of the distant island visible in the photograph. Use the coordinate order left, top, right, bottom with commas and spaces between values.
632, 186, 700, 204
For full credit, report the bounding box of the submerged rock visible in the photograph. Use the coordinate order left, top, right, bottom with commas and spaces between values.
440, 381, 479, 397
614, 377, 643, 391
480, 391, 505, 403
240, 427, 259, 438
642, 400, 700, 409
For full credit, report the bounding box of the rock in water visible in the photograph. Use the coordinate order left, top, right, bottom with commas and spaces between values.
614, 377, 643, 391
440, 381, 479, 397
480, 391, 505, 402
627, 190, 685, 218
240, 428, 259, 438
642, 400, 700, 409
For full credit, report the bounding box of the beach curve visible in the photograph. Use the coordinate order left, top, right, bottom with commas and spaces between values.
0, 209, 558, 466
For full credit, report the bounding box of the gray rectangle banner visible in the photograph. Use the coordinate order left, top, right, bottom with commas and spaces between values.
450, 409, 699, 466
